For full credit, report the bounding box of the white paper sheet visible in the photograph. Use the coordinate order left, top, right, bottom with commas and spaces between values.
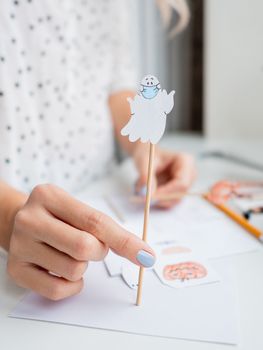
109, 195, 261, 259
9, 260, 239, 345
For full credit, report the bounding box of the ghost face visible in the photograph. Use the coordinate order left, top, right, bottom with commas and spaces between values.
140, 75, 161, 99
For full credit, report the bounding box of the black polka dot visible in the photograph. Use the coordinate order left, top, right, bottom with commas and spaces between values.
0, 91, 4, 97
14, 1, 19, 6
5, 158, 10, 164
6, 125, 12, 131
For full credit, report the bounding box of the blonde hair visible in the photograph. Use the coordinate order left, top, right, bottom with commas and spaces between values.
156, 0, 190, 37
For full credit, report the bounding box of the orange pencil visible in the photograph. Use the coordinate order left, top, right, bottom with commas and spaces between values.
205, 195, 263, 243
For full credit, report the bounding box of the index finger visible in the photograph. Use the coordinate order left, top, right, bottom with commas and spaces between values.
40, 185, 156, 268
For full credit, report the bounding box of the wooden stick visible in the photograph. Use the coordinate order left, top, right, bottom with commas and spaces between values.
136, 143, 155, 306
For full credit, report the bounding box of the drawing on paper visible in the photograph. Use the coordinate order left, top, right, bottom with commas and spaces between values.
163, 261, 207, 282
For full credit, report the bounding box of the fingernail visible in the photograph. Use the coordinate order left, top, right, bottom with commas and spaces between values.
151, 199, 158, 206
138, 185, 147, 197
136, 250, 156, 268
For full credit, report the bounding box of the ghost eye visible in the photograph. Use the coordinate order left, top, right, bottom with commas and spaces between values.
151, 82, 153, 85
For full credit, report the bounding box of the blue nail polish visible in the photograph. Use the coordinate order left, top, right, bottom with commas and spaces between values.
138, 185, 147, 197
136, 250, 155, 268
151, 199, 158, 206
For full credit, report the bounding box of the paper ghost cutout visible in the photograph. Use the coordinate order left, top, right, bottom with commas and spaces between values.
121, 75, 175, 144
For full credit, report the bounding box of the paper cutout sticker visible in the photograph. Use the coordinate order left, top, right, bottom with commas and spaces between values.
121, 261, 139, 290
154, 247, 220, 289
121, 75, 175, 144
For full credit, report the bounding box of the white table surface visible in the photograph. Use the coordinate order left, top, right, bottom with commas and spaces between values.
1, 133, 263, 350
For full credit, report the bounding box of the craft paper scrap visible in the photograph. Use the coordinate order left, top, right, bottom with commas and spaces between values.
109, 195, 261, 259
104, 250, 123, 277
121, 260, 139, 290
153, 240, 220, 288
154, 253, 220, 289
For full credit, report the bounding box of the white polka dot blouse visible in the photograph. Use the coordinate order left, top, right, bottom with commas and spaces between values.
0, 0, 137, 193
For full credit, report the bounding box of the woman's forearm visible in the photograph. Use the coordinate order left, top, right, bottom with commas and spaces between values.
0, 181, 27, 251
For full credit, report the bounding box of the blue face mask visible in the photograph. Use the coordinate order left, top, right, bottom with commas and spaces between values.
141, 85, 160, 99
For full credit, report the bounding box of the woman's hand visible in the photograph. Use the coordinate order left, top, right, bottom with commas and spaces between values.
7, 184, 155, 300
133, 145, 196, 209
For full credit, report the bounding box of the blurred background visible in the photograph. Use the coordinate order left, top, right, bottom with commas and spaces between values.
131, 0, 263, 139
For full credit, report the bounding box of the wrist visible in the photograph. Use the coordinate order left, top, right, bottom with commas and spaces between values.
0, 183, 27, 251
